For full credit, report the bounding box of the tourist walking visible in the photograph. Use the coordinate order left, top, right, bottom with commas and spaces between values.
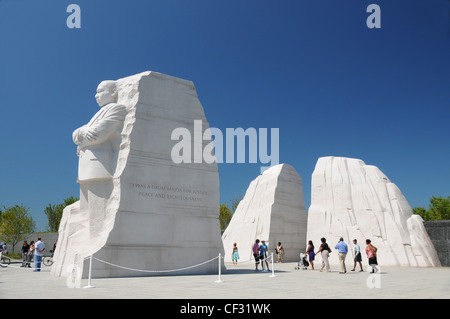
21, 241, 30, 267
231, 243, 240, 265
306, 240, 315, 270
259, 240, 270, 272
351, 239, 363, 272
276, 242, 285, 263
253, 239, 261, 271
34, 237, 45, 272
335, 237, 348, 274
366, 239, 378, 273
316, 237, 331, 272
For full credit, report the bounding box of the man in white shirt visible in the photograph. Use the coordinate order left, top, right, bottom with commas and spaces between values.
34, 237, 45, 272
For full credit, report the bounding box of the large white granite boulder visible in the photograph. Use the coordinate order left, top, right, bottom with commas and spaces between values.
222, 164, 308, 262
52, 71, 224, 280
307, 156, 440, 267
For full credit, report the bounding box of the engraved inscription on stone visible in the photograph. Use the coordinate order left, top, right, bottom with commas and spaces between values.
129, 182, 208, 202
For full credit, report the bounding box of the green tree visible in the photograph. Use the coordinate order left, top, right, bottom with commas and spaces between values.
45, 196, 79, 232
412, 206, 429, 220
413, 196, 450, 221
0, 204, 36, 253
219, 203, 232, 232
428, 196, 450, 220
44, 203, 62, 232
218, 195, 242, 232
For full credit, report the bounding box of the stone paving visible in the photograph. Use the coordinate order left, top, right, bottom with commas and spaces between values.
1, 259, 449, 299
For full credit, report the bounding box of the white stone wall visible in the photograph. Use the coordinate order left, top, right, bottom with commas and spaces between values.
222, 164, 308, 262
307, 156, 440, 267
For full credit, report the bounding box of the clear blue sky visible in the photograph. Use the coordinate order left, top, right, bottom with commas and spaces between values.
0, 0, 449, 231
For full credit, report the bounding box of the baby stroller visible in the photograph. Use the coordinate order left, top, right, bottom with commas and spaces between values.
295, 253, 309, 270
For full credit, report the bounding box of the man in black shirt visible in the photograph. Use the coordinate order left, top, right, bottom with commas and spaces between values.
21, 241, 30, 267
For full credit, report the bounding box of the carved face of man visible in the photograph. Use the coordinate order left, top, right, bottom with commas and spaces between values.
95, 81, 118, 107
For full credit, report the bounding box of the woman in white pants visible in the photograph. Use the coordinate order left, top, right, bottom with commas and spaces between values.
315, 237, 331, 272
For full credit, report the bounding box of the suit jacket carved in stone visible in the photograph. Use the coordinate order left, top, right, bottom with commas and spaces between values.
73, 102, 127, 182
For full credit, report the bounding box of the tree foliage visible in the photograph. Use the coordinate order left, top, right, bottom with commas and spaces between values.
219, 196, 242, 232
219, 203, 232, 231
45, 196, 79, 232
0, 204, 36, 253
413, 196, 450, 221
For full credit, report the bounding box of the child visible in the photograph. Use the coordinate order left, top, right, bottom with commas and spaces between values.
232, 243, 240, 265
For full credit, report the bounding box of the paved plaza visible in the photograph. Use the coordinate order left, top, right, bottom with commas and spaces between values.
1, 259, 449, 299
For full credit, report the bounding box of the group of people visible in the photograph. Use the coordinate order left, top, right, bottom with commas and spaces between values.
231, 239, 273, 271
231, 239, 287, 271
230, 237, 379, 274
251, 239, 272, 271
19, 237, 46, 272
305, 237, 378, 273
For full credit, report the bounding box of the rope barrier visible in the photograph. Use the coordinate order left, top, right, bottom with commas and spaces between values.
228, 253, 273, 265
92, 255, 219, 273
225, 253, 276, 277
86, 252, 276, 286
1, 251, 278, 289
84, 253, 224, 287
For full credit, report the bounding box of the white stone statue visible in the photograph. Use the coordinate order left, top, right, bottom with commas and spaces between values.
307, 156, 440, 267
73, 80, 126, 182
222, 164, 308, 263
72, 80, 127, 239
52, 72, 224, 280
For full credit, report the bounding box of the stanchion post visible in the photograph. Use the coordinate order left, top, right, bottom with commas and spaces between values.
215, 253, 223, 283
83, 255, 95, 288
269, 252, 276, 277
